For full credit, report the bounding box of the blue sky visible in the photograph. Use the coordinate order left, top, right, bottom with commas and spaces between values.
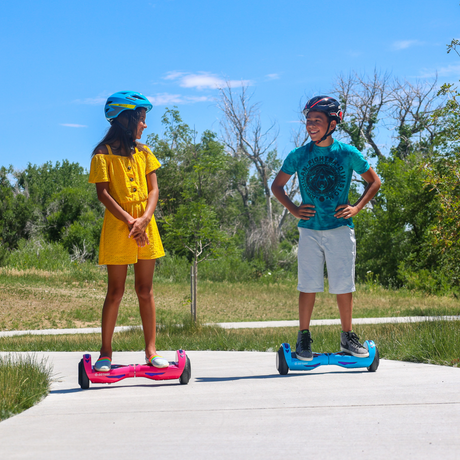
1, 0, 459, 171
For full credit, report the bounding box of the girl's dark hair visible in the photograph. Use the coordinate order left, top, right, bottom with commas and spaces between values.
92, 107, 147, 157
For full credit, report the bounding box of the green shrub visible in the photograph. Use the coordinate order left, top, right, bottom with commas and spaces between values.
61, 211, 103, 262
5, 238, 72, 271
155, 251, 190, 282
397, 264, 456, 296
155, 249, 297, 284
199, 254, 256, 282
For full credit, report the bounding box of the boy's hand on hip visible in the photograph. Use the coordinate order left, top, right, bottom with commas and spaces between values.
292, 204, 316, 220
334, 204, 359, 219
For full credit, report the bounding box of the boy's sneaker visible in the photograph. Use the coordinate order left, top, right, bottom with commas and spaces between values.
296, 330, 313, 361
340, 331, 369, 358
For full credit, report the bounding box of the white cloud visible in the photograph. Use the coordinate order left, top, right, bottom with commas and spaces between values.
147, 93, 211, 106
73, 95, 108, 105
60, 123, 88, 128
266, 73, 280, 80
163, 71, 186, 81
181, 73, 224, 89
392, 40, 421, 50
418, 63, 460, 79
164, 71, 252, 90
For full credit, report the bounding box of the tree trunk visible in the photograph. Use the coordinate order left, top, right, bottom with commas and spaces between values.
190, 258, 198, 322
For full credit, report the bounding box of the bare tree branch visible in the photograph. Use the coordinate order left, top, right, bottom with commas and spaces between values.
217, 83, 279, 229
333, 70, 445, 160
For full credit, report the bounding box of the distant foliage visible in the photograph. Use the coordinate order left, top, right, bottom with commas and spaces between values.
1, 83, 459, 296
0, 160, 104, 265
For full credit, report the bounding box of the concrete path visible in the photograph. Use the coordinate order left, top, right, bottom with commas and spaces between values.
1, 350, 459, 459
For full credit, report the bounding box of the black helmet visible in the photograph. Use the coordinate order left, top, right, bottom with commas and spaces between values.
303, 96, 343, 124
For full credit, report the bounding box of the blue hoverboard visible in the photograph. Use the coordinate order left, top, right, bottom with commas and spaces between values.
276, 340, 379, 375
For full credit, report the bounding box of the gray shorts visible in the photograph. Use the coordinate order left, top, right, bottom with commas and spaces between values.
297, 226, 356, 294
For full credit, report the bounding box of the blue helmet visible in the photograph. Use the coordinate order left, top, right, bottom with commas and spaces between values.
104, 91, 153, 123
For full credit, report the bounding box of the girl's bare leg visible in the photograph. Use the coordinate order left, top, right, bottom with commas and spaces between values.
100, 265, 128, 358
133, 259, 158, 358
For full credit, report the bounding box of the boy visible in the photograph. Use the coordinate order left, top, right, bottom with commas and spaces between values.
271, 96, 381, 361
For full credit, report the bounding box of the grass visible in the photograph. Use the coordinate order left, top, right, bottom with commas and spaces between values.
1, 316, 459, 367
1, 267, 459, 331
0, 354, 52, 421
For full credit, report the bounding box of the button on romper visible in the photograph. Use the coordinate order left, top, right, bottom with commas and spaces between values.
89, 145, 165, 265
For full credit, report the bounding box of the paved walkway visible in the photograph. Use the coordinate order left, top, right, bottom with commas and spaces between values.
1, 315, 459, 337
0, 350, 459, 459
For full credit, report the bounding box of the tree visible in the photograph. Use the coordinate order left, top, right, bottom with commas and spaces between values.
332, 71, 448, 289
353, 154, 439, 286
0, 166, 37, 262
334, 70, 444, 162
148, 110, 233, 320
422, 38, 460, 290
217, 83, 281, 230
0, 161, 104, 263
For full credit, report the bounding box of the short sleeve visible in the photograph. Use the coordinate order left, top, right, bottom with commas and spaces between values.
349, 146, 370, 175
89, 154, 110, 183
281, 148, 300, 176
144, 146, 161, 175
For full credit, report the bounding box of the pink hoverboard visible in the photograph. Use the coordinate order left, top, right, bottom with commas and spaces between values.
78, 350, 191, 389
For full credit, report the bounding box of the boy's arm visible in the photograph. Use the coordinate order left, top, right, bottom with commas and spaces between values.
334, 167, 381, 219
271, 171, 316, 220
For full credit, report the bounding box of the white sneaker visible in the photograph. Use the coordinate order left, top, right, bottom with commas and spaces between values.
94, 356, 112, 372
146, 355, 169, 368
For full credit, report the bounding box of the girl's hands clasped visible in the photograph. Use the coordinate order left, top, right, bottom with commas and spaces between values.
128, 217, 150, 247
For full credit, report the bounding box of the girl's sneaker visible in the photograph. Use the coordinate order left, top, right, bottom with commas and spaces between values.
295, 330, 313, 361
340, 331, 369, 357
146, 354, 169, 368
94, 356, 112, 372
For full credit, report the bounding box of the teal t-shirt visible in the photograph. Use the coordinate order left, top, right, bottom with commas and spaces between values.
281, 140, 370, 230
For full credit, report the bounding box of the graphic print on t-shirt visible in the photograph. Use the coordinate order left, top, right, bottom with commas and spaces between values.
300, 156, 346, 202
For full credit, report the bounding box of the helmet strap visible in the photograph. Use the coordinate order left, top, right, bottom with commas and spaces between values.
317, 119, 332, 144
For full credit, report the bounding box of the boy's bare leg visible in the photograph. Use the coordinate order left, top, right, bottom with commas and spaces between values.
299, 292, 316, 330
100, 264, 128, 358
337, 292, 353, 331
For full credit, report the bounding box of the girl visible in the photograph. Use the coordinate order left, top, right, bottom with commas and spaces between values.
89, 91, 168, 371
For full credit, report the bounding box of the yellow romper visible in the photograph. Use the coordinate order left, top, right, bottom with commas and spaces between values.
89, 144, 165, 265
